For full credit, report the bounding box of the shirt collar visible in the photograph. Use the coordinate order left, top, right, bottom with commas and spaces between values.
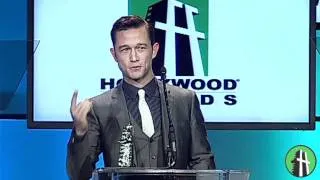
122, 78, 159, 98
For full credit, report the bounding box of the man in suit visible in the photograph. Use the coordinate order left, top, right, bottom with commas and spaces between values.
67, 15, 215, 180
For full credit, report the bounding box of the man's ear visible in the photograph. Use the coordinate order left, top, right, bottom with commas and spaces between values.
110, 48, 118, 62
152, 42, 159, 59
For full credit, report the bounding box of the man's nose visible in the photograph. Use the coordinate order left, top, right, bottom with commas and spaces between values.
129, 48, 139, 62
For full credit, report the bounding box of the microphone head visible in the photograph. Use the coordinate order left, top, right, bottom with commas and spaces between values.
160, 66, 166, 80
161, 66, 167, 75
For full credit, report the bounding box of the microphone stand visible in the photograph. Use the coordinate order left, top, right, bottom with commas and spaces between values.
160, 67, 177, 168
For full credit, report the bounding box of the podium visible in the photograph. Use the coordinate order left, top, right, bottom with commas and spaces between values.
92, 168, 250, 180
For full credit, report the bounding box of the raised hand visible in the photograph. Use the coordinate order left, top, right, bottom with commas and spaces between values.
70, 90, 92, 137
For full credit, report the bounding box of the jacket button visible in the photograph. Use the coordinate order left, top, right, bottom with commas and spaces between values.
152, 155, 156, 159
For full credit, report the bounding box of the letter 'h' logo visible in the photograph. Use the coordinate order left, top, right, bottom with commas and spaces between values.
292, 150, 311, 177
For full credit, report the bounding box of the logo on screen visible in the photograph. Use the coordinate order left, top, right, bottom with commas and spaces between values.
144, 0, 208, 76
285, 145, 317, 177
101, 0, 238, 106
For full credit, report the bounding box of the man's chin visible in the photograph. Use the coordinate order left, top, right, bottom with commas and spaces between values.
127, 75, 143, 81
127, 72, 143, 78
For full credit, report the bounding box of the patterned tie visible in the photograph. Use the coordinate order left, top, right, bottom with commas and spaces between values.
138, 89, 154, 137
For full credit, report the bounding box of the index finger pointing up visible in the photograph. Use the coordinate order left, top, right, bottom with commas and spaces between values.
71, 90, 78, 109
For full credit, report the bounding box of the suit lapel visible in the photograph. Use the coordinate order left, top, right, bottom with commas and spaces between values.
111, 81, 131, 132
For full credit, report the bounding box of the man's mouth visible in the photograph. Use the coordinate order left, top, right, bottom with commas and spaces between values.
130, 66, 141, 71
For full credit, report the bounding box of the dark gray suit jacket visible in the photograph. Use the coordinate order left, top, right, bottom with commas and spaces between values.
67, 80, 215, 180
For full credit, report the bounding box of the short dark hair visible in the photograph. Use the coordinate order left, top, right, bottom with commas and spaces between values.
110, 15, 155, 46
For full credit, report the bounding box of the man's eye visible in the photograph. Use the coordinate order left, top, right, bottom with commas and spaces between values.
120, 48, 130, 52
137, 46, 146, 50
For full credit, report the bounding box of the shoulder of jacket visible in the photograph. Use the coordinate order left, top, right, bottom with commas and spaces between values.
166, 84, 195, 97
89, 87, 118, 106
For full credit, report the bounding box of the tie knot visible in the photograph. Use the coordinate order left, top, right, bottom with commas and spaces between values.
138, 89, 145, 99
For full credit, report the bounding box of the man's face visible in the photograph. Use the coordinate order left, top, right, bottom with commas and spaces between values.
111, 26, 159, 86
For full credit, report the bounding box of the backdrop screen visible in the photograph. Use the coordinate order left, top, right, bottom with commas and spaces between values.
29, 0, 316, 129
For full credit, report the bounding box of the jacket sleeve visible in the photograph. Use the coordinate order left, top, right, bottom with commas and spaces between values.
66, 106, 101, 180
188, 92, 216, 169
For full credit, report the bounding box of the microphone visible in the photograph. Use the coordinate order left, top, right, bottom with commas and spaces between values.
160, 67, 177, 168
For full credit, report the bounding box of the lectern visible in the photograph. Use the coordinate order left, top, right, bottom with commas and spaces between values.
92, 168, 250, 180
